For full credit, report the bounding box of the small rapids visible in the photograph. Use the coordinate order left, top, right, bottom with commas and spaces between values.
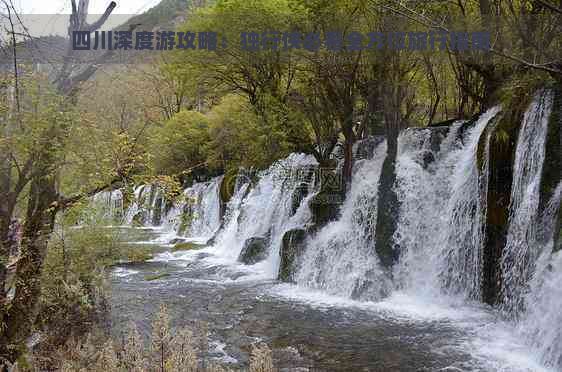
211, 153, 317, 277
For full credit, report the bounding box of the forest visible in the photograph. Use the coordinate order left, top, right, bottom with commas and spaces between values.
0, 0, 560, 370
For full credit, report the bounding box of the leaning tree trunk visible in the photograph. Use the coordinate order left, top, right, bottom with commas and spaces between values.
0, 173, 57, 362
374, 125, 400, 268
342, 117, 355, 187
0, 1, 121, 366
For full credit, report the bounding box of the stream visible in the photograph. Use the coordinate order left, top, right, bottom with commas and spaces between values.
109, 227, 552, 372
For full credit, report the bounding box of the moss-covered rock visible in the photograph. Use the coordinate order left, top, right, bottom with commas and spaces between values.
238, 236, 268, 264
124, 248, 153, 263
428, 118, 459, 128
219, 170, 237, 218
278, 228, 307, 282
131, 211, 144, 227
172, 241, 205, 251
309, 190, 343, 227
144, 272, 170, 281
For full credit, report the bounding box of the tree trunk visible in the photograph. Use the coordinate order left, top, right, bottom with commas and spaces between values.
0, 174, 57, 362
342, 122, 354, 187
374, 126, 400, 268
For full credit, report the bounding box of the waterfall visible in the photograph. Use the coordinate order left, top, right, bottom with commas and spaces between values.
394, 107, 500, 299
96, 90, 559, 371
212, 153, 317, 276
160, 177, 222, 240
517, 182, 562, 369
91, 189, 124, 222
294, 141, 393, 300
124, 185, 144, 225
120, 177, 222, 240
500, 90, 554, 316
123, 184, 166, 226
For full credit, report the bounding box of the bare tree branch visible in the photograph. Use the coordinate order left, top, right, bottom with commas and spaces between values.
378, 1, 561, 75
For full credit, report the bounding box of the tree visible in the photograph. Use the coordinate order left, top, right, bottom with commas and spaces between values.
0, 0, 141, 365
150, 109, 212, 179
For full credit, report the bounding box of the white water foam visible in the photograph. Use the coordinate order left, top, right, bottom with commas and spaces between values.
294, 141, 392, 300
394, 107, 500, 299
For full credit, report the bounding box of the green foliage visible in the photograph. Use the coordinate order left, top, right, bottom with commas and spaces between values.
172, 241, 205, 251
150, 110, 211, 177
37, 207, 152, 351
144, 272, 171, 281
206, 94, 278, 170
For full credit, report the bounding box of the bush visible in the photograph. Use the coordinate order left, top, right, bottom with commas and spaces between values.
150, 110, 212, 177
39, 305, 276, 372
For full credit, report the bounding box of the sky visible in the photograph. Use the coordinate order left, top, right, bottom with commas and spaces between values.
16, 0, 161, 15
8, 0, 162, 36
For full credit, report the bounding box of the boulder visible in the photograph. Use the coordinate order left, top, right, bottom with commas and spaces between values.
290, 184, 308, 216
238, 237, 269, 264
278, 228, 307, 283
219, 171, 237, 219
309, 189, 344, 227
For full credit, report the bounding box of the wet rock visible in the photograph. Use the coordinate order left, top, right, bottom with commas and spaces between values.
421, 150, 435, 168
540, 86, 561, 252
290, 184, 309, 216
172, 242, 205, 251
131, 211, 144, 227
288, 164, 316, 217
144, 272, 170, 281
238, 237, 269, 265
169, 237, 187, 245
151, 195, 164, 226
278, 228, 308, 282
309, 168, 345, 228
427, 118, 459, 127
353, 135, 385, 160
375, 132, 400, 268
219, 171, 237, 219
309, 190, 343, 227
480, 90, 535, 306
407, 126, 450, 154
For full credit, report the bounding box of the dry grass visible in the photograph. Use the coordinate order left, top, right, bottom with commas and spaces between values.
30, 305, 277, 372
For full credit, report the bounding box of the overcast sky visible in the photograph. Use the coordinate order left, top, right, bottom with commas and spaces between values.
8, 0, 161, 36
17, 0, 161, 15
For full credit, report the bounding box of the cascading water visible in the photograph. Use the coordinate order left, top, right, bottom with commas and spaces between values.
160, 176, 222, 240
394, 107, 500, 299
212, 153, 317, 277
124, 185, 144, 225
119, 177, 222, 240
102, 90, 559, 372
124, 184, 165, 226
500, 90, 554, 315
517, 182, 562, 369
294, 141, 393, 300
91, 189, 124, 222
